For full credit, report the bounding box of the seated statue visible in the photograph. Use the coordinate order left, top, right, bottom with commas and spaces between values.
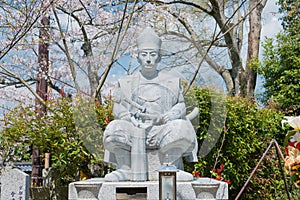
103, 27, 198, 181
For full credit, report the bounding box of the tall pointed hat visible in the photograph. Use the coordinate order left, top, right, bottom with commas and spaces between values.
137, 27, 161, 50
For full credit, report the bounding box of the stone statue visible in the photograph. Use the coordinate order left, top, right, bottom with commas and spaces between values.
103, 27, 198, 182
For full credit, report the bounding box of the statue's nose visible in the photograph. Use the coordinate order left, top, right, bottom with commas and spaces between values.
146, 60, 151, 64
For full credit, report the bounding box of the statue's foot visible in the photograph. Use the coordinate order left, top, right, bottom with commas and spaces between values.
104, 169, 131, 182
176, 170, 193, 181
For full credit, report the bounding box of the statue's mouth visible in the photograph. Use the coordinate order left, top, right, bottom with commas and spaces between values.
143, 64, 155, 68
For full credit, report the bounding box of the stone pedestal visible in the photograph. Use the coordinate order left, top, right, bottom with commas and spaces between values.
69, 178, 228, 200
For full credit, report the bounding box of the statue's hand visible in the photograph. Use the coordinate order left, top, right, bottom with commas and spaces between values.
162, 113, 171, 123
152, 112, 174, 125
119, 112, 131, 121
133, 110, 141, 119
151, 114, 164, 125
146, 131, 160, 148
162, 110, 180, 123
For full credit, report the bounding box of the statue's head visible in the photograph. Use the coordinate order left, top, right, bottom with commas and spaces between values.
136, 27, 161, 75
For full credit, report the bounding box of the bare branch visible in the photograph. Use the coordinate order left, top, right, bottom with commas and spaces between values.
0, 64, 45, 106
93, 0, 139, 99
79, 0, 94, 23
0, 1, 55, 61
147, 0, 212, 14
52, 4, 80, 92
0, 78, 35, 88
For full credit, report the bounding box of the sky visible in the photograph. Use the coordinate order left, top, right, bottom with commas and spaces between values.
261, 0, 283, 39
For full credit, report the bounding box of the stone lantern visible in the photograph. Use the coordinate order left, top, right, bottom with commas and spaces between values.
159, 164, 178, 200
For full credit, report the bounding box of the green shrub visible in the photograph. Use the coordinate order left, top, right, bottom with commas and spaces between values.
185, 87, 293, 199
0, 96, 113, 185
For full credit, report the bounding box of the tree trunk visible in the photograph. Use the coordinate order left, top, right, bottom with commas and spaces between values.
242, 0, 267, 99
210, 0, 243, 96
81, 40, 100, 98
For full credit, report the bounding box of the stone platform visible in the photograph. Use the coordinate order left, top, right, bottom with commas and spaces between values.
68, 177, 228, 200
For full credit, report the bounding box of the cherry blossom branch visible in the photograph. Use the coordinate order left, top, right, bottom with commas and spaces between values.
150, 0, 212, 14
51, 4, 80, 93
0, 64, 45, 106
0, 78, 35, 88
0, 0, 55, 61
93, 0, 138, 99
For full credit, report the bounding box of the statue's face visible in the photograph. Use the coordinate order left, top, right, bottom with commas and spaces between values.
138, 49, 160, 73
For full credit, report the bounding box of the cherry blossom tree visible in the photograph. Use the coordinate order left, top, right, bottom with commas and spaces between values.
1, 0, 270, 111
138, 0, 268, 98
0, 0, 140, 108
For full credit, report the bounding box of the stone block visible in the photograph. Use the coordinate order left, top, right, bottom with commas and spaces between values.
1, 168, 30, 200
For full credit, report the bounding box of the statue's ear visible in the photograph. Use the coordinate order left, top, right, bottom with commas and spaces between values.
137, 56, 141, 64
156, 54, 161, 63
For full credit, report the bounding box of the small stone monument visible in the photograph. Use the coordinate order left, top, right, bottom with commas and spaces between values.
1, 168, 30, 200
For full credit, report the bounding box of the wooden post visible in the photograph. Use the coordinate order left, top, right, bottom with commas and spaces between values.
45, 153, 50, 169
31, 13, 49, 187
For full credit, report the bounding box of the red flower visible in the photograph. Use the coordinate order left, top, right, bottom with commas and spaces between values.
213, 164, 225, 174
192, 171, 201, 178
105, 116, 111, 124
219, 164, 225, 171
295, 142, 300, 149
285, 146, 289, 156
224, 180, 232, 184
212, 164, 231, 184
288, 141, 300, 149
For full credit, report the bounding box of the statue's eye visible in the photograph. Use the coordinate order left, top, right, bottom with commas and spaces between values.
141, 53, 147, 57
150, 53, 157, 57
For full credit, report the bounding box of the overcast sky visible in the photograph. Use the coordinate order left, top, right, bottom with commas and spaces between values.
261, 0, 283, 39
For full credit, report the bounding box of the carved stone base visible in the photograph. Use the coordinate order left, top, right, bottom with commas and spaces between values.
68, 178, 228, 200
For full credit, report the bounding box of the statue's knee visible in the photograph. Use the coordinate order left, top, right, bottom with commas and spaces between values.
104, 135, 116, 144
107, 119, 133, 130
159, 134, 195, 154
105, 134, 126, 144
104, 135, 131, 152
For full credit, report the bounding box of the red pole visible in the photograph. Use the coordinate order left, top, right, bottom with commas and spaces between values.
31, 13, 49, 187
235, 140, 290, 200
